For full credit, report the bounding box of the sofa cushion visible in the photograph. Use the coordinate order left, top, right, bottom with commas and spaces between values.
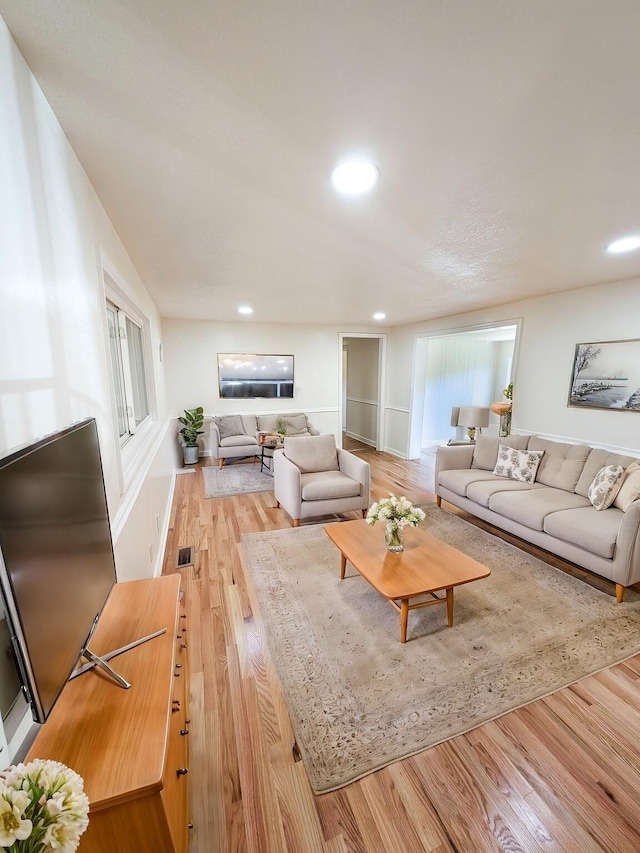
488, 488, 591, 531
283, 434, 339, 474
466, 478, 545, 508
438, 469, 499, 498
614, 464, 640, 511
575, 448, 638, 497
471, 435, 530, 471
528, 437, 591, 492
493, 447, 544, 483
300, 471, 361, 501
543, 506, 624, 559
214, 415, 246, 439
587, 465, 624, 510
220, 434, 258, 448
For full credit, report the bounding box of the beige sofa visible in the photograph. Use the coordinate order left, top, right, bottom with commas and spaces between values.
435, 435, 640, 601
209, 412, 318, 467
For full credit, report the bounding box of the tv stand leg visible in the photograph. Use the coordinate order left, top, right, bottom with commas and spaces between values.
83, 648, 131, 688
70, 629, 167, 685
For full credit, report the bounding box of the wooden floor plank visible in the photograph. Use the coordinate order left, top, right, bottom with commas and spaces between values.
161, 450, 640, 852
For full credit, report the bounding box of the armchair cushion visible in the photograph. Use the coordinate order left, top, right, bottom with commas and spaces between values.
300, 471, 362, 501
214, 415, 246, 439
283, 434, 339, 474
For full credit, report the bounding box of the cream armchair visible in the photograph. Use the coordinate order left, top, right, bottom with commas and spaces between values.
273, 434, 371, 527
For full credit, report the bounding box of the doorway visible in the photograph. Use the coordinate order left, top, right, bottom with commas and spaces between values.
340, 334, 386, 451
408, 322, 520, 459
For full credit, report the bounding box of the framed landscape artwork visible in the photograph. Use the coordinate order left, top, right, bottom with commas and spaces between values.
568, 339, 640, 411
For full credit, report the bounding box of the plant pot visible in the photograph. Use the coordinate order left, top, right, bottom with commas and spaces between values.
183, 446, 199, 465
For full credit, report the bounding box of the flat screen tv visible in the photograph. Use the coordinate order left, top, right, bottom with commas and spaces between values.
0, 418, 117, 724
218, 353, 294, 398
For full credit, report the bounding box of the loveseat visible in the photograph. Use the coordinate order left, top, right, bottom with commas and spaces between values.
209, 412, 318, 467
435, 435, 640, 601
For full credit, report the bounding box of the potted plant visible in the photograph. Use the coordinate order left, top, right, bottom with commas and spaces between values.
178, 407, 204, 464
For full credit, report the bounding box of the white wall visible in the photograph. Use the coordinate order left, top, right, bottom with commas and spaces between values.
162, 319, 381, 445
0, 18, 176, 759
388, 278, 640, 458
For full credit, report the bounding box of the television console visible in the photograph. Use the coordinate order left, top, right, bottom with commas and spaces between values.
26, 574, 190, 852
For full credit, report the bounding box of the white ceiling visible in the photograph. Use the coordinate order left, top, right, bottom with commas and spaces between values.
3, 1, 640, 327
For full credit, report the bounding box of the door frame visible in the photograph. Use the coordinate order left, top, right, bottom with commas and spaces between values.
339, 333, 386, 451
408, 319, 522, 459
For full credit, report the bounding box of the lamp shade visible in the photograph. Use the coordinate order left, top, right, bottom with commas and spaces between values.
456, 406, 490, 428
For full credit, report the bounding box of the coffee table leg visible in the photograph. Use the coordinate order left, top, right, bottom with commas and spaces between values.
340, 553, 347, 580
446, 587, 454, 627
400, 599, 409, 643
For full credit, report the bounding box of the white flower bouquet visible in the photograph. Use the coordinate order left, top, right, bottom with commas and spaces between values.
0, 759, 89, 852
366, 494, 426, 529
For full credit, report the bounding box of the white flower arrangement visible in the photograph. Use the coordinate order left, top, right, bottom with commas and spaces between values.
0, 759, 89, 853
366, 494, 426, 530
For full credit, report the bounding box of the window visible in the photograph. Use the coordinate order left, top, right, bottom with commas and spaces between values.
106, 300, 150, 442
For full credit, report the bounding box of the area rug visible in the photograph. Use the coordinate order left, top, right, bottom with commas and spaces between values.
241, 505, 640, 794
202, 464, 274, 498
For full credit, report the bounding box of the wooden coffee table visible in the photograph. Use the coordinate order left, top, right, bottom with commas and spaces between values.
324, 518, 491, 643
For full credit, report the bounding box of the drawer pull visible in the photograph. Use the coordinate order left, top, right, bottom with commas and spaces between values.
175, 663, 182, 668
176, 768, 189, 777
180, 729, 189, 736
185, 719, 190, 724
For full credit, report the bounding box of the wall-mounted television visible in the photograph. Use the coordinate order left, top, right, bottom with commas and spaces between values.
0, 418, 118, 724
218, 353, 294, 398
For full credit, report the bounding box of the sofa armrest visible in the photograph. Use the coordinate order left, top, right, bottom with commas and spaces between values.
273, 449, 302, 519
613, 499, 640, 587
337, 448, 371, 499
209, 422, 222, 457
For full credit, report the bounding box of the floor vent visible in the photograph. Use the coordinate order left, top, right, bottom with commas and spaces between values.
177, 547, 193, 568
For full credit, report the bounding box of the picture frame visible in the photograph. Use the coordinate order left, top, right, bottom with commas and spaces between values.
217, 353, 294, 399
568, 339, 640, 411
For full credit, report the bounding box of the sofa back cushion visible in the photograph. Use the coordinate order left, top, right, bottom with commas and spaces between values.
575, 448, 639, 497
471, 434, 531, 471
240, 414, 258, 435
258, 413, 309, 434
527, 437, 591, 492
283, 434, 339, 474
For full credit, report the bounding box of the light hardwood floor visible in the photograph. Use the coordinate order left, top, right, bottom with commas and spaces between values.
162, 450, 640, 852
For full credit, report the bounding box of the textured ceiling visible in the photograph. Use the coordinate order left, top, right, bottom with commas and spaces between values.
2, 1, 640, 326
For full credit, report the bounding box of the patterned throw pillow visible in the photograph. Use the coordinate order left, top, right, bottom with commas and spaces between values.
588, 465, 625, 510
214, 415, 246, 440
492, 447, 544, 483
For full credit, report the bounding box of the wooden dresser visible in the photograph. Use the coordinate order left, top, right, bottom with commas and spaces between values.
26, 574, 190, 852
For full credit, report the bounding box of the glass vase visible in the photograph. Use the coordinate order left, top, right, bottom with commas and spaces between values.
384, 523, 404, 552
499, 410, 512, 437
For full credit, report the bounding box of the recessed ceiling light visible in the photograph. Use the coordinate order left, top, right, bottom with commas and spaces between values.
373, 312, 386, 320
238, 305, 253, 315
606, 235, 640, 254
331, 161, 379, 195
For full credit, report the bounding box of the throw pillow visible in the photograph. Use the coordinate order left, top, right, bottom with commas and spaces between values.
492, 446, 544, 483
614, 461, 640, 512
587, 465, 624, 511
471, 436, 499, 470
214, 415, 246, 440
284, 414, 310, 436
